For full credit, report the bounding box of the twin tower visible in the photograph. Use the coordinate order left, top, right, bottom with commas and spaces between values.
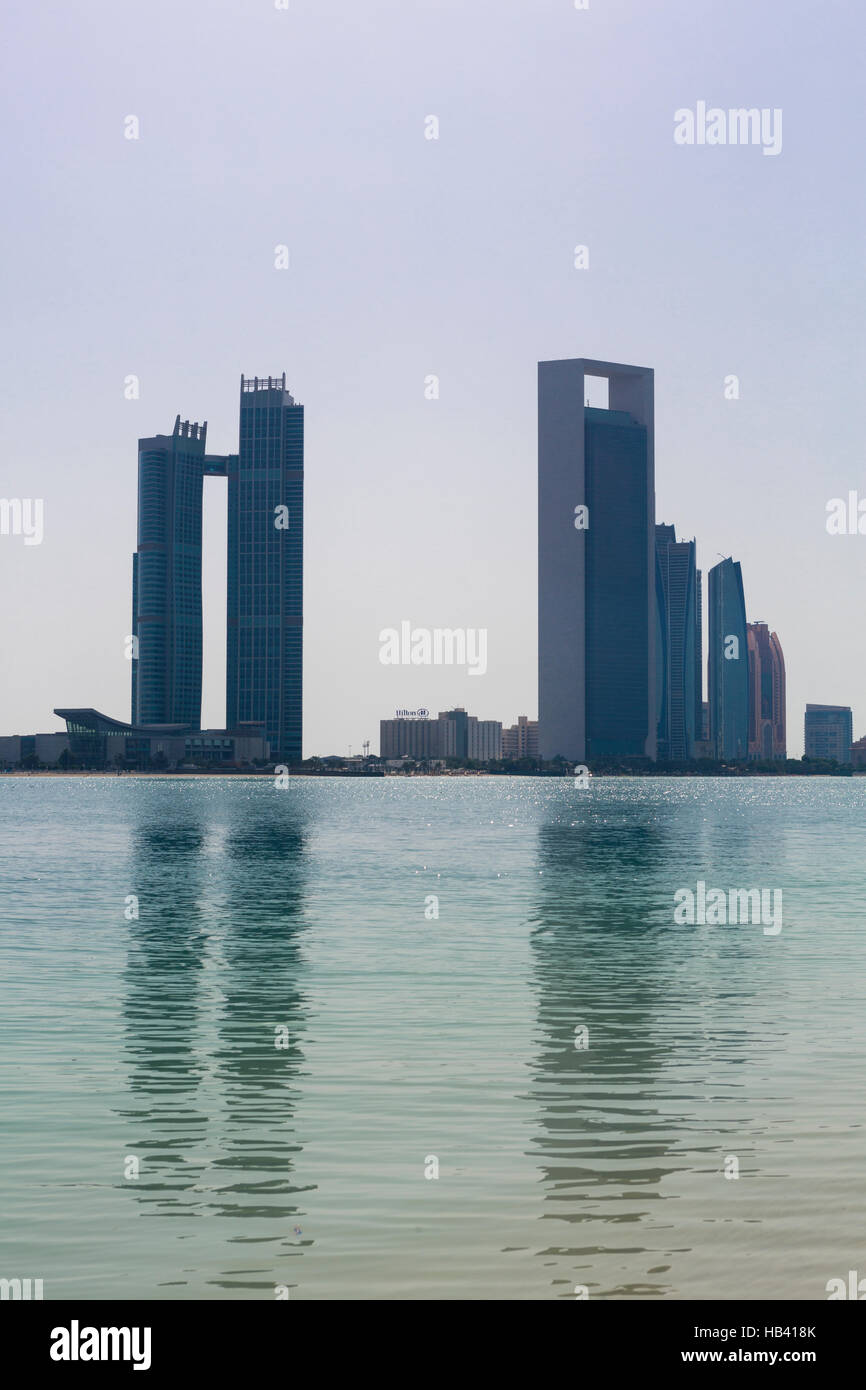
131, 375, 303, 762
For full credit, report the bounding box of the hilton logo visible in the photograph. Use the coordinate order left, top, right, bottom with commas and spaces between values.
395, 708, 429, 719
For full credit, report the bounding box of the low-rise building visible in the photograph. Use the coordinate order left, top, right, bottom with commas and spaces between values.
380, 715, 456, 761
53, 709, 269, 768
850, 736, 866, 769
804, 704, 853, 764
0, 733, 71, 767
380, 708, 503, 761
468, 718, 502, 761
501, 716, 538, 760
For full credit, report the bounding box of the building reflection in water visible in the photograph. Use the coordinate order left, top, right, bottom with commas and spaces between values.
117, 791, 313, 1295
527, 807, 682, 1298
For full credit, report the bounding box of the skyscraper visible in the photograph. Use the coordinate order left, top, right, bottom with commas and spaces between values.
132, 418, 211, 727
538, 358, 656, 761
707, 557, 749, 760
655, 524, 701, 760
227, 376, 304, 762
695, 565, 703, 747
747, 621, 786, 758
131, 375, 303, 761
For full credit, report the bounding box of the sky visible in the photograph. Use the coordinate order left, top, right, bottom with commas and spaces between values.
1, 0, 864, 757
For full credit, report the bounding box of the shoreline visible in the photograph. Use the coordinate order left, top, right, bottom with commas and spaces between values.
1, 769, 862, 780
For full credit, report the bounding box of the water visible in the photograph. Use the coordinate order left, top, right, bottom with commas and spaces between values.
1, 774, 864, 1300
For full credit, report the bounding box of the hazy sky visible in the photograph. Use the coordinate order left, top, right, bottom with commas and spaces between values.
2, 0, 864, 756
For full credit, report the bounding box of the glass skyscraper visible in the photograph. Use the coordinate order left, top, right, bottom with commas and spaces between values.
707, 556, 749, 760
132, 417, 211, 727
655, 524, 701, 760
227, 375, 304, 763
131, 375, 303, 761
538, 358, 656, 761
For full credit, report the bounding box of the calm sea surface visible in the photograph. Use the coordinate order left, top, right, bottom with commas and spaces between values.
1, 775, 864, 1300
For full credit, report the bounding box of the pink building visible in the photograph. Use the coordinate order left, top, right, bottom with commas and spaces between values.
747, 623, 786, 759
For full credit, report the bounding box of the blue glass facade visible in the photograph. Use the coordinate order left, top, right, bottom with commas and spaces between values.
655, 545, 668, 754
655, 525, 700, 759
132, 418, 208, 727
227, 376, 303, 763
708, 557, 749, 760
584, 408, 651, 757
131, 377, 302, 760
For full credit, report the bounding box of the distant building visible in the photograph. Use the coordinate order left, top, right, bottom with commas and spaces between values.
850, 735, 866, 769
502, 716, 539, 760
538, 358, 656, 761
804, 705, 853, 763
379, 717, 451, 761
439, 708, 469, 759
132, 418, 220, 729
131, 374, 303, 762
0, 733, 70, 767
747, 622, 786, 758
229, 376, 304, 763
468, 718, 502, 761
655, 524, 701, 759
54, 709, 268, 769
379, 708, 502, 761
708, 557, 749, 760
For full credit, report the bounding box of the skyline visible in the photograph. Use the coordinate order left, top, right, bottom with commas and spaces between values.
3, 356, 862, 760
4, 0, 866, 1328
2, 0, 865, 756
